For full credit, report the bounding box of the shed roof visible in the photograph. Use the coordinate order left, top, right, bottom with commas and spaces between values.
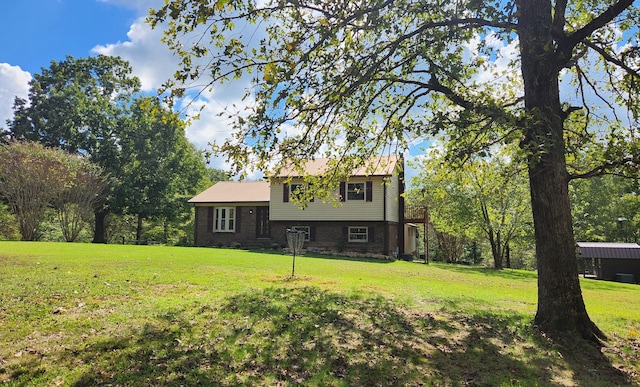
188, 181, 270, 204
576, 242, 640, 260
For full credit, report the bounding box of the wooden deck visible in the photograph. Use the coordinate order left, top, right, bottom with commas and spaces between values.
405, 206, 428, 223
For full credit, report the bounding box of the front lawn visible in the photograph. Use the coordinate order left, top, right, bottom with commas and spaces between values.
0, 242, 638, 385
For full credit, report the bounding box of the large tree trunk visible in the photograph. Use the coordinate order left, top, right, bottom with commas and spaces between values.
92, 209, 107, 244
518, 0, 604, 341
136, 214, 144, 245
527, 149, 603, 340
488, 231, 503, 270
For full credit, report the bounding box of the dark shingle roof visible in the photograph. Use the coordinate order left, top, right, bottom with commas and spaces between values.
576, 242, 640, 259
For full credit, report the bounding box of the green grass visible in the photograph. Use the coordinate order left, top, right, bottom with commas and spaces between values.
0, 242, 638, 386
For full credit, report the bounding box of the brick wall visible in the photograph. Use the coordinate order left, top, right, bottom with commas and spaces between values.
194, 205, 272, 248
193, 205, 401, 256
270, 221, 400, 256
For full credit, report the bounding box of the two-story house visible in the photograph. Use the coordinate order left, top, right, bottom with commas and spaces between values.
189, 156, 407, 256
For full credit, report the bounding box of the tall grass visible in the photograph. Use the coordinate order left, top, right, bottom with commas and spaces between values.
1, 242, 638, 386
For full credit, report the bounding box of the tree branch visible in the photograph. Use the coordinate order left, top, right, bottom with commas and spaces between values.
557, 0, 634, 62
551, 0, 568, 40
583, 40, 640, 79
569, 155, 636, 180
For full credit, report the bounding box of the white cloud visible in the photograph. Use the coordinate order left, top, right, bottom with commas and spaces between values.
0, 64, 31, 129
92, 17, 178, 92
91, 16, 232, 160
182, 89, 243, 151
179, 82, 258, 171
91, 12, 263, 175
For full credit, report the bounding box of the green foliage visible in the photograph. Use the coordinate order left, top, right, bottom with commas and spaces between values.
410, 145, 532, 269
143, 221, 191, 246
114, 96, 206, 224
205, 167, 231, 186
104, 213, 138, 244
149, 0, 638, 179
4, 56, 209, 243
4, 55, 140, 242
0, 202, 19, 240
6, 55, 140, 156
460, 241, 484, 266
52, 157, 105, 242
0, 141, 100, 241
571, 175, 640, 243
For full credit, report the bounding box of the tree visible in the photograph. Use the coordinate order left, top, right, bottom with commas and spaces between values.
0, 142, 73, 240
52, 161, 106, 242
5, 55, 141, 243
0, 202, 19, 240
149, 1, 640, 341
205, 167, 231, 186
113, 96, 208, 244
412, 146, 531, 269
571, 175, 640, 243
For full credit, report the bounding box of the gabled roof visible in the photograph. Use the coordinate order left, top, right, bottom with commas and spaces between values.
188, 181, 270, 204
274, 155, 401, 178
576, 242, 640, 260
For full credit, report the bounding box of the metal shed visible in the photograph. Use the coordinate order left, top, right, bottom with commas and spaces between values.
576, 242, 640, 284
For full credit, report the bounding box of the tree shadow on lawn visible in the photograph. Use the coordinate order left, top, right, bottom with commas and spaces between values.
434, 263, 539, 281
12, 288, 633, 386
256, 249, 396, 265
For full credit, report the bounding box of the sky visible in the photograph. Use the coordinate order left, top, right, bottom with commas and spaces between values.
0, 0, 254, 175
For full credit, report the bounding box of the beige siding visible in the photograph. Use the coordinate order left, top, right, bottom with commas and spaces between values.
385, 173, 401, 223
270, 178, 388, 221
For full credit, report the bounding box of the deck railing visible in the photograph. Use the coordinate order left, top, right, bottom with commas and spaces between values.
404, 206, 428, 222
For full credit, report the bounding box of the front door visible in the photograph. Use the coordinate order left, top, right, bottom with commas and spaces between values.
256, 206, 270, 238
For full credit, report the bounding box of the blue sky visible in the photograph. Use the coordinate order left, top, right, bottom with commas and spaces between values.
0, 1, 136, 75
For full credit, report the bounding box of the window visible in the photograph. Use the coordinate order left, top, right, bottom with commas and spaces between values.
214, 207, 235, 232
348, 227, 368, 242
290, 183, 305, 200
291, 226, 311, 241
341, 181, 372, 202
283, 182, 314, 202
347, 182, 365, 201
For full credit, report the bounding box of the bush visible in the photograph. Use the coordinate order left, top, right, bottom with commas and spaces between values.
0, 203, 19, 240
460, 242, 483, 265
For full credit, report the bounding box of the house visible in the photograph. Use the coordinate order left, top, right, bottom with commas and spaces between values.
189, 181, 271, 247
576, 242, 640, 283
189, 156, 407, 257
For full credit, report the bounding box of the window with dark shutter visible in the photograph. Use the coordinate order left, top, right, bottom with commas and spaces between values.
348, 226, 368, 242
291, 226, 311, 241
213, 207, 236, 232
339, 182, 346, 202
368, 226, 375, 242
347, 182, 365, 200
366, 181, 373, 202
310, 226, 317, 242
283, 183, 290, 202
